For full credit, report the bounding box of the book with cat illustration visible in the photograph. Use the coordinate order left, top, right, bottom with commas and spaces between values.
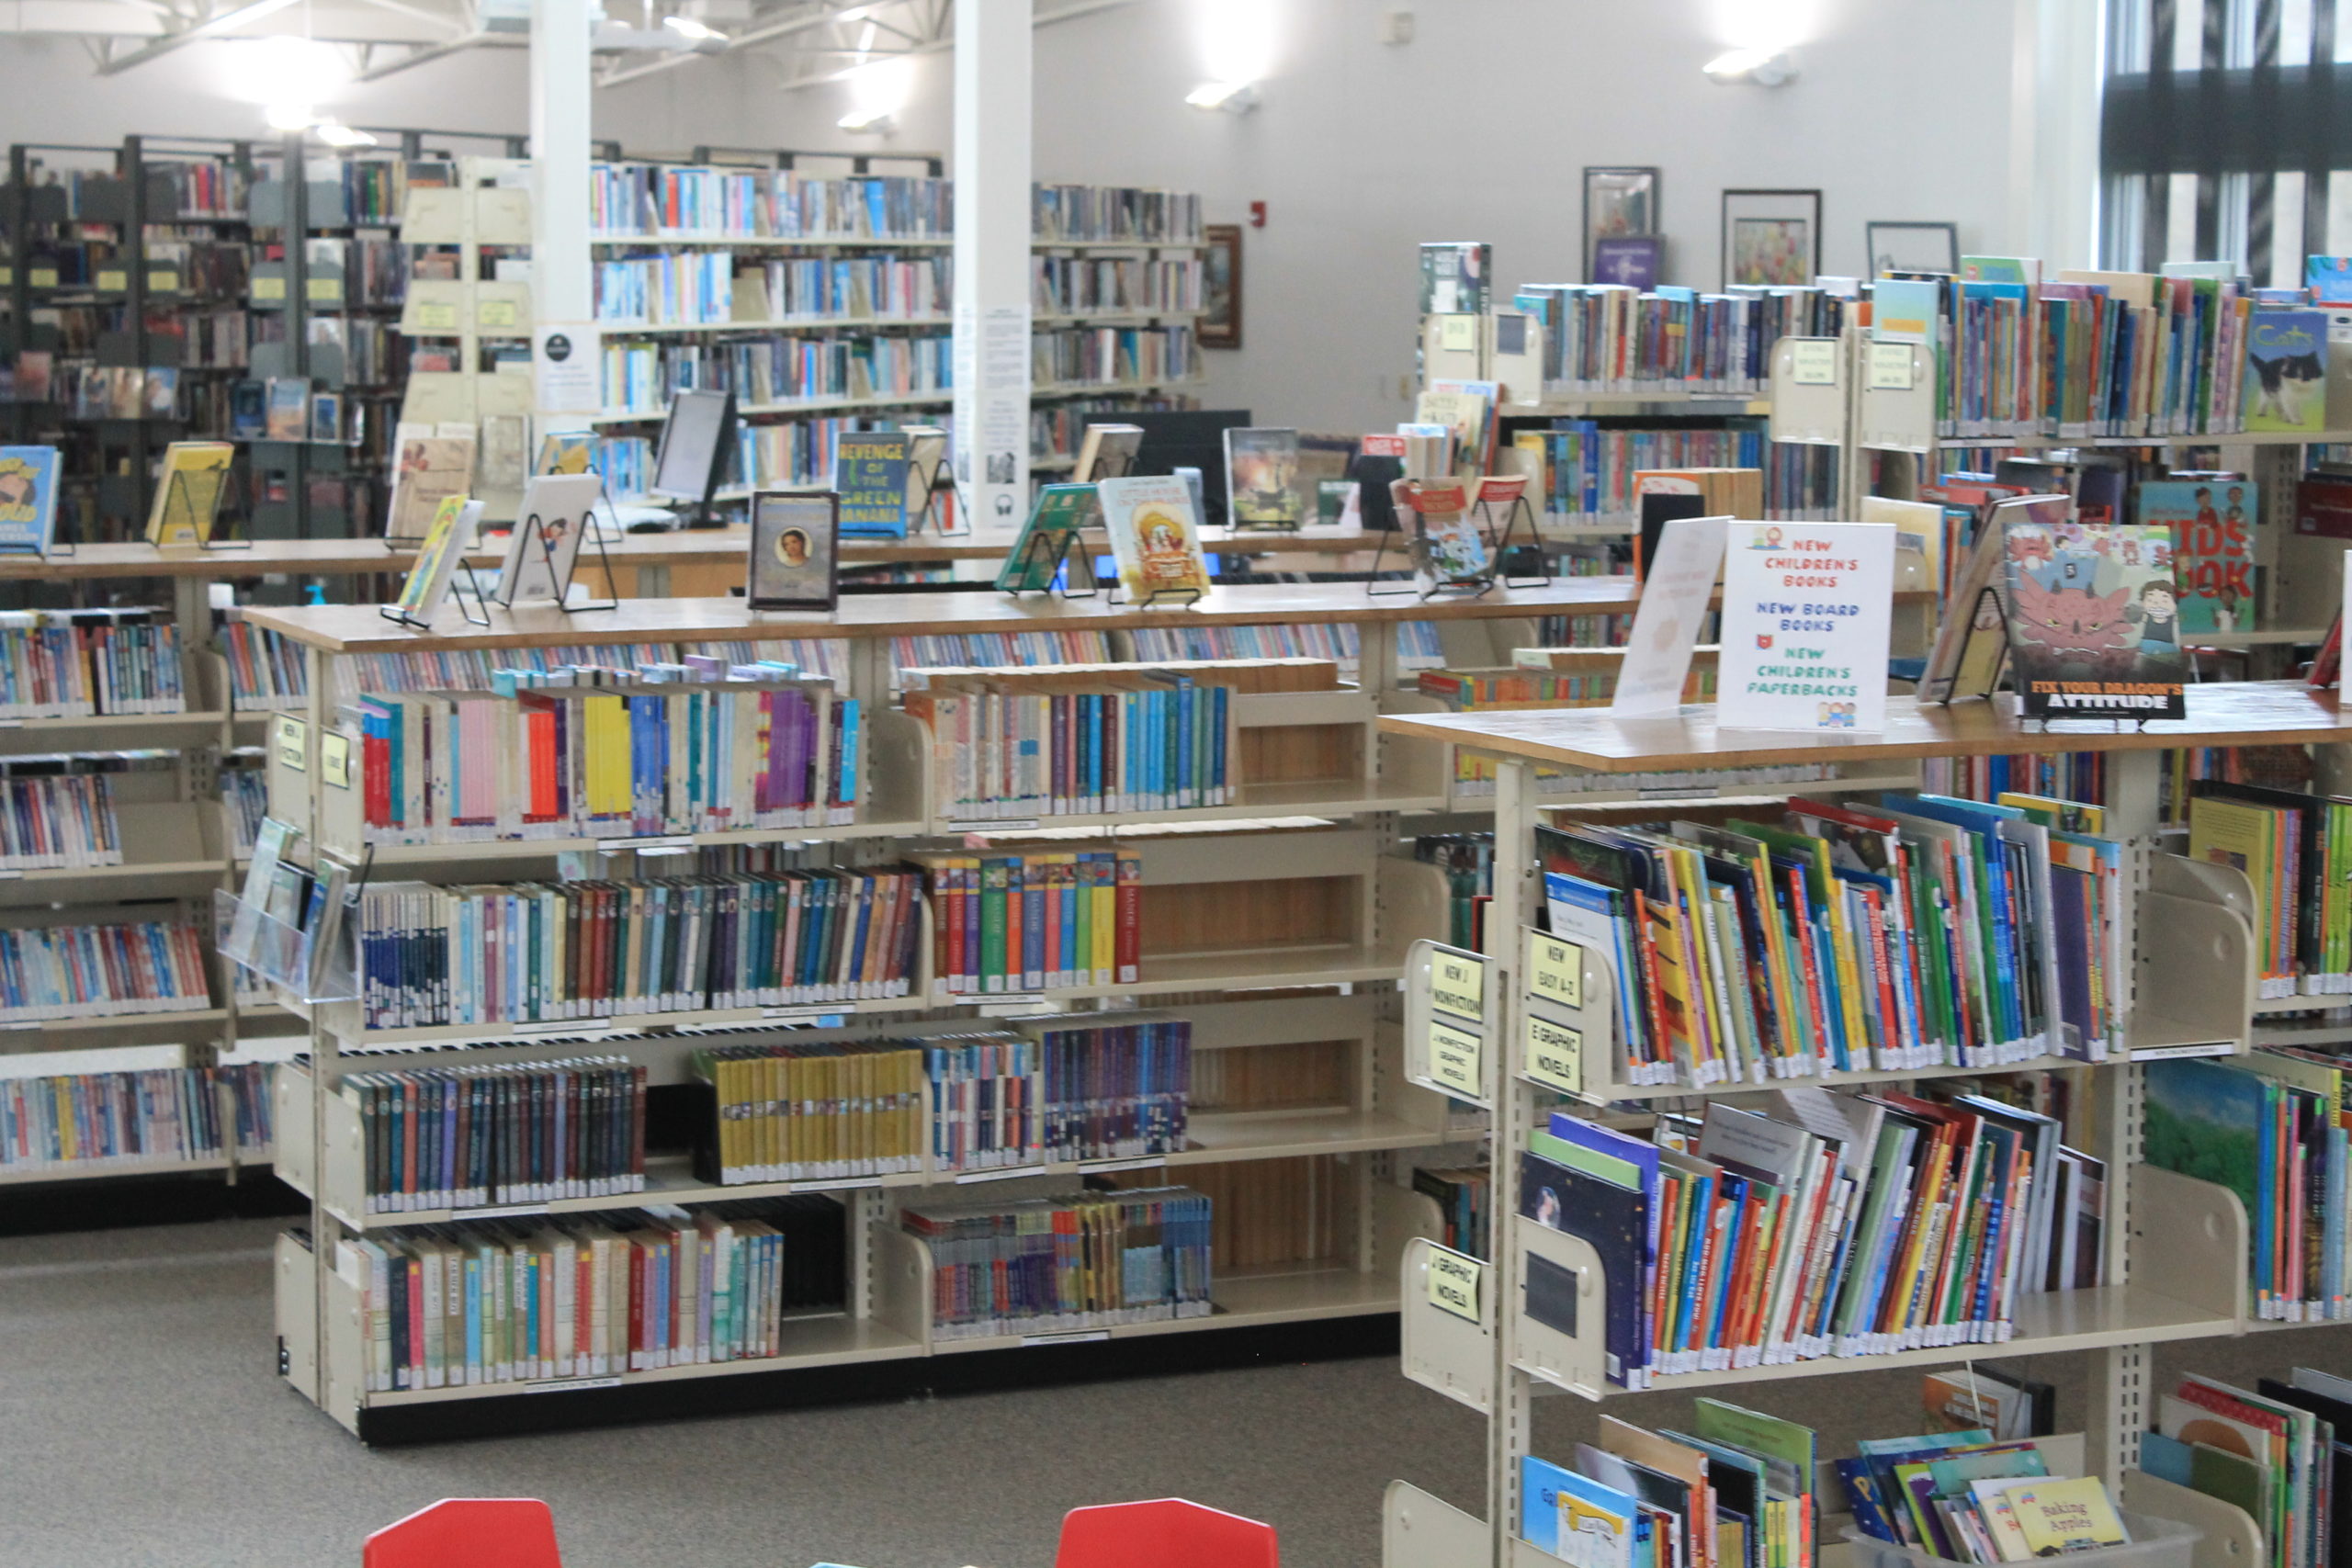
2001, 515, 2186, 720
2244, 308, 2330, 434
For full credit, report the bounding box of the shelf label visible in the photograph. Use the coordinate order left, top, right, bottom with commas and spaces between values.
1439, 314, 1477, 352
956, 1164, 1047, 1184
1082, 1156, 1166, 1174
305, 276, 343, 303
1429, 948, 1486, 1023
526, 1375, 623, 1393
1867, 342, 1916, 391
606, 835, 692, 852
951, 818, 1040, 834
463, 1201, 548, 1220
1789, 339, 1839, 386
28, 267, 57, 289
793, 1176, 878, 1192
514, 1016, 605, 1036
413, 300, 459, 331
96, 269, 127, 293
0, 870, 25, 883
251, 275, 286, 301
1427, 1018, 1485, 1098
320, 733, 351, 790
1524, 931, 1584, 1012
2132, 1042, 2238, 1061
1021, 1329, 1111, 1347
148, 269, 179, 294
1427, 1245, 1482, 1323
761, 1005, 841, 1022
0, 266, 12, 287
1523, 1010, 1585, 1097
273, 714, 307, 772
479, 299, 520, 329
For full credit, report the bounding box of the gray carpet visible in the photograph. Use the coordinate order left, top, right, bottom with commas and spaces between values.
11, 1216, 2352, 1568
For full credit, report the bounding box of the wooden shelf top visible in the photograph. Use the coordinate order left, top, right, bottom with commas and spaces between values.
238, 577, 1654, 654
1377, 681, 2352, 773
0, 524, 1402, 581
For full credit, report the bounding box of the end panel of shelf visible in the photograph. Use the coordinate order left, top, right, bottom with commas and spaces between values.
277, 1229, 322, 1409
2132, 855, 2258, 1057
2119, 1472, 2266, 1568
1385, 1482, 1489, 1568
1398, 1235, 1492, 1414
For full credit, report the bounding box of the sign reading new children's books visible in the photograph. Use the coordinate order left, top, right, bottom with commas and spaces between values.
1718, 521, 1895, 733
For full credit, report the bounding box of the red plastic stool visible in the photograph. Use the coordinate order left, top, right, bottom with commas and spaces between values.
1054, 1497, 1279, 1568
363, 1499, 562, 1568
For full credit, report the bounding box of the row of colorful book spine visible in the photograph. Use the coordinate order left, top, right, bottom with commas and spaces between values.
347, 1057, 648, 1214
0, 612, 184, 718
0, 918, 210, 1022
902, 678, 1235, 820
915, 851, 1142, 998
903, 1184, 1213, 1339
0, 1063, 270, 1171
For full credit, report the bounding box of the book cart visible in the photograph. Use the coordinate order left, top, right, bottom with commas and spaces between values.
1365, 686, 2352, 1568
234, 578, 1739, 1440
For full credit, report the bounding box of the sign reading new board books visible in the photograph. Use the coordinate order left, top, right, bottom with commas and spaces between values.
1611, 514, 1730, 716
832, 432, 912, 537
0, 446, 62, 555
1717, 521, 1896, 733
2000, 515, 2186, 720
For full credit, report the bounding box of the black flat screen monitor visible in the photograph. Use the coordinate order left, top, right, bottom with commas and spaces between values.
649, 388, 739, 526
1083, 409, 1251, 527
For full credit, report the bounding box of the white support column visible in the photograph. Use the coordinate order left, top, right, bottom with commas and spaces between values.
530, 0, 602, 437
952, 0, 1033, 537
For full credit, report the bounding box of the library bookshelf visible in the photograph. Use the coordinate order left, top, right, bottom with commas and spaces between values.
1366, 683, 2352, 1568
236, 578, 1968, 1440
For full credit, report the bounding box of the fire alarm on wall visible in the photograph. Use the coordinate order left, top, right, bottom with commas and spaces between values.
1249, 201, 1266, 228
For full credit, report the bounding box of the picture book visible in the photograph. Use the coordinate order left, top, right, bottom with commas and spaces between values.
2245, 308, 2330, 434
1395, 478, 1490, 589
832, 431, 912, 537
2137, 479, 2257, 632
2000, 515, 2186, 720
144, 440, 235, 547
996, 482, 1094, 592
1073, 423, 1143, 483
536, 432, 597, 476
143, 367, 178, 419
386, 427, 477, 543
1097, 474, 1211, 602
746, 490, 839, 611
496, 472, 602, 605
2007, 1477, 2131, 1553
903, 426, 956, 532
1222, 426, 1303, 529
263, 377, 311, 441
1419, 240, 1492, 316
0, 446, 62, 555
2143, 1056, 2268, 1219
2310, 254, 2352, 306
392, 496, 481, 622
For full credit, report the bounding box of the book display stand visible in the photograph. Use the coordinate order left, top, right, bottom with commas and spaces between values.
378, 560, 493, 631
908, 456, 968, 539
494, 486, 621, 615
1369, 685, 2352, 1568
998, 527, 1095, 599
153, 466, 251, 554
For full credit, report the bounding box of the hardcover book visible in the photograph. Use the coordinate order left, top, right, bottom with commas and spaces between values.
144, 441, 234, 547
995, 482, 1094, 592
2137, 479, 2257, 632
833, 431, 913, 537
2000, 515, 2186, 720
1097, 474, 1211, 602
2244, 308, 2330, 434
0, 446, 62, 555
1222, 425, 1302, 529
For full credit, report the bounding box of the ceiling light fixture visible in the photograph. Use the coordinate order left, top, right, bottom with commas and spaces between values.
662, 14, 728, 41
314, 120, 379, 148
264, 101, 315, 131
1702, 48, 1796, 86
1184, 80, 1260, 114
836, 107, 895, 134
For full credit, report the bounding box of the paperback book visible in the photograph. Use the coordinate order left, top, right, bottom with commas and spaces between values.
2000, 515, 2186, 720
2137, 479, 2257, 633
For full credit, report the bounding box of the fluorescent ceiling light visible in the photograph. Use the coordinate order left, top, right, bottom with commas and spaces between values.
1184, 80, 1259, 114
264, 101, 315, 130
662, 15, 727, 41
314, 121, 379, 147
1702, 49, 1796, 85
836, 107, 894, 133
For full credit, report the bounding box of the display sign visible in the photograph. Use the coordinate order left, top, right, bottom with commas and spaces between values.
1717, 520, 1896, 733
1613, 514, 1730, 716
1427, 1245, 1483, 1323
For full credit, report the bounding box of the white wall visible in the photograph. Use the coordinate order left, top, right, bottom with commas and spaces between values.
0, 0, 2030, 434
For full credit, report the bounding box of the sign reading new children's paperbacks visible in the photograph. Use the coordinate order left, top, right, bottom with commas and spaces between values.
1717, 521, 1896, 732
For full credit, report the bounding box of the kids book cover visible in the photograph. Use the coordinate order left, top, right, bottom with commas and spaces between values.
2244, 308, 2330, 434
0, 446, 62, 554
2137, 479, 2257, 633
2000, 516, 2186, 719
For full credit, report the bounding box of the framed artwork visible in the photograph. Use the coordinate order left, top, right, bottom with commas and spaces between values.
1722, 188, 1823, 288
747, 489, 840, 612
1590, 235, 1665, 290
1201, 223, 1242, 348
1583, 166, 1659, 281
1866, 220, 1960, 276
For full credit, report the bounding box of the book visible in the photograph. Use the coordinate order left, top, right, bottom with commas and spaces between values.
496, 473, 602, 606
2136, 479, 2257, 633
0, 446, 62, 555
386, 426, 477, 543
391, 496, 481, 623
1223, 426, 1303, 529
2310, 255, 2352, 305
1394, 479, 1490, 588
0, 1062, 270, 1174
995, 483, 1094, 592
2001, 514, 2186, 721
1097, 474, 1212, 602
833, 430, 913, 537
1073, 423, 1142, 483
2007, 1477, 2131, 1553
144, 441, 235, 546
1419, 241, 1492, 316
903, 1186, 1212, 1338
264, 377, 311, 441
2245, 308, 2330, 434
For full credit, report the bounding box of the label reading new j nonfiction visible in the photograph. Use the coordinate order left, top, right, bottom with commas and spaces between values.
1426, 1018, 1485, 1098
1429, 948, 1486, 1023
1426, 1246, 1482, 1323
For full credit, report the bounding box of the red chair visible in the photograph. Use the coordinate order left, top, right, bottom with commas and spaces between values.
1054, 1497, 1279, 1568
363, 1499, 562, 1568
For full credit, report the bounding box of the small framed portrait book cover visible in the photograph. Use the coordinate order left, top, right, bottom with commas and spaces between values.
748, 490, 840, 612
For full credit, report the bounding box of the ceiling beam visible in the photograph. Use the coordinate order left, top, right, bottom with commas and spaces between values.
93, 0, 307, 73
353, 29, 521, 81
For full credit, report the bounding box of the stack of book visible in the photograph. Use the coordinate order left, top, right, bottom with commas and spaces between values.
1412, 1165, 1490, 1258
902, 1184, 1213, 1339
355, 863, 925, 1030
1838, 1428, 2130, 1560
1544, 791, 2126, 1085
912, 849, 1141, 996
0, 1062, 270, 1172
0, 611, 183, 718
688, 1040, 926, 1185
339, 1194, 848, 1391
1513, 283, 1851, 396
1521, 1404, 1816, 1568
345, 1058, 649, 1214
922, 1031, 1039, 1175
1529, 1089, 2104, 1386
0, 761, 133, 870
2143, 1368, 2348, 1568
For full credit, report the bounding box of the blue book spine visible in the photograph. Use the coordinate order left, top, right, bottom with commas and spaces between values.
1023, 865, 1046, 990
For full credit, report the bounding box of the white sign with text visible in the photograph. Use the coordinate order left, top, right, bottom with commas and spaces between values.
1718, 521, 1896, 733
1611, 514, 1730, 716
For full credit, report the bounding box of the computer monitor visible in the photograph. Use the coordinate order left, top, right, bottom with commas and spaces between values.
648, 388, 739, 527
1083, 409, 1251, 527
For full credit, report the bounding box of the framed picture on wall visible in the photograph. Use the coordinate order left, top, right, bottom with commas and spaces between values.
1722, 188, 1823, 288
1201, 223, 1242, 349
1590, 235, 1665, 290
1865, 220, 1960, 276
1583, 166, 1659, 281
